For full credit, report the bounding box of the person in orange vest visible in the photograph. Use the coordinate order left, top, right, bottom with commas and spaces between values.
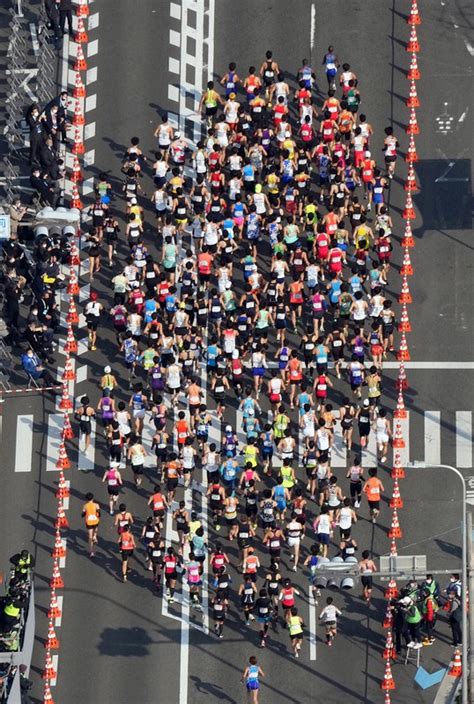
82, 492, 100, 558
286, 351, 304, 409
363, 467, 384, 523
119, 524, 136, 582
175, 411, 190, 457
288, 275, 304, 334
360, 151, 376, 207
243, 547, 260, 582
147, 484, 168, 528
197, 246, 214, 289
320, 110, 335, 144
322, 90, 341, 121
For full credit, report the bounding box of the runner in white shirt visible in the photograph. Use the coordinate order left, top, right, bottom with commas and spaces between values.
319, 597, 342, 646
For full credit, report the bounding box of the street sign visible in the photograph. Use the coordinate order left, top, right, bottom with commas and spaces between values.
0, 214, 11, 240
379, 554, 426, 581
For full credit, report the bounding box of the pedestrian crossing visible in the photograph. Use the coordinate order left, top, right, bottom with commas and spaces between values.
8, 407, 474, 473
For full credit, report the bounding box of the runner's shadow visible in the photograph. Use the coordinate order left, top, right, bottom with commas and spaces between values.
189, 676, 238, 703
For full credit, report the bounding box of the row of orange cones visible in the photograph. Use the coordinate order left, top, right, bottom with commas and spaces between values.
380, 2, 422, 697
43, 226, 83, 703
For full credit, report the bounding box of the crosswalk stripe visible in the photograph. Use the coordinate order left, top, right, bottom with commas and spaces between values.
77, 419, 96, 471
46, 415, 64, 471
14, 415, 34, 473
456, 411, 472, 469
398, 415, 410, 467
142, 413, 156, 470
362, 428, 377, 467
331, 421, 347, 467
424, 411, 441, 466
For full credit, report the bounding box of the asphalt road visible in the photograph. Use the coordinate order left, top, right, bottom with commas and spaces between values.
0, 1, 472, 703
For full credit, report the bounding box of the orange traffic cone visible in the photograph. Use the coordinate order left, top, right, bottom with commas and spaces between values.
392, 449, 406, 479
396, 364, 408, 391
66, 298, 79, 325
64, 324, 78, 354
67, 267, 80, 295
43, 650, 57, 680
390, 478, 404, 509
43, 682, 55, 704
45, 619, 60, 649
74, 43, 88, 72
392, 422, 406, 449
52, 530, 66, 559
56, 471, 70, 499
390, 536, 398, 557
75, 17, 88, 43
61, 412, 74, 441
402, 221, 415, 247
384, 691, 392, 704
73, 71, 86, 98
407, 52, 421, 80
73, 99, 85, 127
48, 589, 62, 619
398, 305, 411, 333
397, 332, 411, 362
385, 577, 399, 599
400, 249, 414, 276
405, 134, 418, 163
406, 25, 420, 52
55, 501, 69, 528
406, 107, 420, 135
72, 126, 85, 156
404, 164, 419, 192
71, 184, 83, 210
399, 275, 412, 304
393, 391, 408, 419
383, 603, 393, 628
388, 508, 403, 539
380, 661, 396, 691
69, 239, 80, 266
403, 192, 416, 219
448, 648, 462, 677
50, 559, 64, 590
62, 356, 76, 382
59, 384, 73, 412
56, 440, 71, 469
76, 0, 90, 17
408, 0, 421, 25
70, 155, 83, 183
406, 80, 420, 108
383, 630, 396, 660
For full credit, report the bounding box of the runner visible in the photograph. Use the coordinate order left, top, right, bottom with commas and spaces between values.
81, 493, 100, 558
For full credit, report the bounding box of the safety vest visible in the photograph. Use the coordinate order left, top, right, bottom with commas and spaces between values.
16, 556, 32, 574
4, 602, 20, 618
406, 605, 422, 624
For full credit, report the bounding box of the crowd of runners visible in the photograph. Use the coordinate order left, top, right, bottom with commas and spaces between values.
75, 44, 416, 692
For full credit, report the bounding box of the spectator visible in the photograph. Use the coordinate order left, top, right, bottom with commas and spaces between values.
59, 0, 74, 36
20, 348, 56, 387
448, 594, 462, 647
9, 199, 27, 238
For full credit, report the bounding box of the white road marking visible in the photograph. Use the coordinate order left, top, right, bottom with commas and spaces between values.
424, 411, 441, 466
77, 418, 96, 471
55, 596, 64, 628
142, 414, 156, 470
82, 176, 95, 194
464, 40, 474, 56
458, 107, 469, 122
84, 149, 95, 166
309, 593, 317, 660
46, 415, 64, 472
456, 411, 472, 468
61, 35, 70, 91
169, 29, 181, 47
206, 0, 215, 81
49, 654, 59, 687
85, 94, 97, 112
170, 2, 181, 19
169, 56, 180, 74
14, 415, 34, 472
168, 84, 180, 103
86, 67, 98, 85
76, 365, 88, 385
362, 427, 377, 468
310, 3, 316, 56
331, 421, 347, 468
88, 12, 100, 30
87, 39, 98, 57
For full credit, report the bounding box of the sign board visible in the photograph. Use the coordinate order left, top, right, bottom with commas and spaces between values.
0, 214, 11, 241
379, 554, 426, 581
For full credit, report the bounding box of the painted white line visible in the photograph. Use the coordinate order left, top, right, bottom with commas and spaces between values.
85, 95, 97, 113
49, 654, 59, 687
331, 422, 347, 468
170, 2, 181, 19
179, 588, 190, 704
310, 3, 316, 56
87, 39, 98, 58
79, 283, 90, 302
61, 35, 70, 91
362, 428, 377, 468
82, 177, 95, 195
398, 415, 410, 467
206, 0, 215, 81
192, 0, 205, 142
309, 593, 317, 661
86, 67, 98, 85
77, 418, 96, 471
84, 149, 95, 166
142, 414, 156, 470
88, 12, 100, 30
46, 415, 64, 472
62, 481, 70, 511
29, 23, 39, 56
169, 29, 181, 47
14, 415, 34, 472
59, 539, 67, 569
263, 361, 474, 371
168, 84, 180, 103
169, 56, 180, 74
456, 411, 472, 468
168, 112, 179, 128
464, 40, 474, 57
424, 411, 441, 466
55, 595, 64, 628
458, 108, 469, 123
76, 365, 88, 385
